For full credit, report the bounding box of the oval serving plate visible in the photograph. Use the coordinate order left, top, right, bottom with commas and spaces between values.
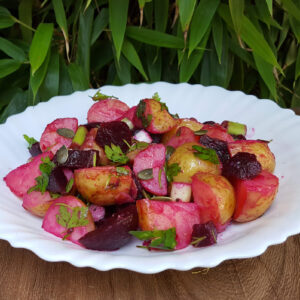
1, 82, 300, 274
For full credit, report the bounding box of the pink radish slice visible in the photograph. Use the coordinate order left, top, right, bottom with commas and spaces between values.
133, 144, 167, 195
89, 204, 105, 222
42, 196, 95, 245
166, 126, 198, 148
4, 152, 53, 198
133, 130, 153, 143
87, 99, 129, 123
40, 118, 78, 154
22, 191, 54, 217
119, 105, 137, 123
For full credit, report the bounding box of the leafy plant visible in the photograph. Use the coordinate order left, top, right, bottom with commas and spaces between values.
0, 0, 299, 123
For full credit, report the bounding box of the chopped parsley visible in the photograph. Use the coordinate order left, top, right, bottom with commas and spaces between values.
23, 134, 38, 149
165, 163, 181, 183
65, 178, 74, 193
104, 144, 129, 164
192, 145, 219, 164
91, 89, 118, 101
136, 100, 152, 128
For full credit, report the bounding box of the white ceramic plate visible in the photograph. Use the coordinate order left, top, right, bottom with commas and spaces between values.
1, 82, 300, 274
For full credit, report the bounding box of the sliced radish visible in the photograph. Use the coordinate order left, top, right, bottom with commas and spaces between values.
133, 129, 153, 143
89, 204, 105, 222
166, 126, 198, 148
4, 152, 53, 198
42, 196, 95, 245
40, 118, 78, 154
87, 99, 129, 123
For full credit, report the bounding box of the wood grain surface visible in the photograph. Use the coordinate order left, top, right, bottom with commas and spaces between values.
0, 234, 299, 300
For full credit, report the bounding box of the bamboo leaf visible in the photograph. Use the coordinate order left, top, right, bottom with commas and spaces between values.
178, 0, 196, 32
121, 39, 148, 80
154, 0, 168, 32
109, 0, 129, 61
229, 0, 244, 35
266, 0, 272, 15
68, 63, 89, 91
0, 59, 21, 78
0, 6, 15, 29
145, 46, 162, 82
189, 0, 220, 56
59, 56, 73, 95
291, 78, 300, 107
126, 26, 184, 48
296, 48, 300, 80
91, 8, 109, 45
284, 39, 297, 68
255, 0, 282, 29
18, 0, 33, 42
84, 0, 92, 12
212, 16, 223, 64
91, 40, 114, 72
30, 50, 50, 102
289, 16, 300, 43
52, 0, 69, 60
0, 38, 26, 62
281, 0, 300, 22
29, 23, 54, 75
253, 53, 277, 101
277, 12, 290, 50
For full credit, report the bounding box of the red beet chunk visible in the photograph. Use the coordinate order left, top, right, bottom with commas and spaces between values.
203, 121, 215, 125
29, 142, 42, 157
82, 122, 101, 131
222, 152, 262, 180
55, 150, 98, 169
199, 135, 230, 164
231, 134, 246, 140
79, 204, 138, 251
95, 121, 132, 152
47, 167, 68, 194
191, 222, 217, 247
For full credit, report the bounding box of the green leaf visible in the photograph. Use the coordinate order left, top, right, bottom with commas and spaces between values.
0, 38, 26, 62
189, 0, 220, 56
91, 40, 114, 72
38, 51, 60, 101
68, 63, 89, 91
58, 56, 73, 95
104, 144, 129, 164
229, 0, 244, 35
23, 134, 38, 149
266, 0, 272, 15
253, 53, 277, 101
29, 23, 54, 75
91, 8, 109, 45
145, 46, 162, 81
284, 39, 297, 68
0, 90, 28, 123
241, 16, 282, 71
65, 178, 74, 193
126, 26, 184, 49
0, 59, 21, 78
18, 0, 33, 42
281, 0, 300, 22
296, 48, 300, 80
52, 0, 69, 59
192, 145, 219, 164
289, 16, 300, 43
178, 0, 196, 32
77, 6, 94, 83
291, 78, 300, 107
114, 53, 131, 84
212, 16, 223, 64
121, 39, 148, 80
154, 0, 168, 32
255, 0, 281, 30
109, 0, 129, 61
166, 163, 181, 183
30, 49, 50, 102
0, 6, 15, 29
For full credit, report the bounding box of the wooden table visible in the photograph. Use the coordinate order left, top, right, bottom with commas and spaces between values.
0, 234, 299, 299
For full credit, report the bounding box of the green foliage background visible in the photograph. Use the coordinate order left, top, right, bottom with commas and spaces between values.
0, 0, 299, 123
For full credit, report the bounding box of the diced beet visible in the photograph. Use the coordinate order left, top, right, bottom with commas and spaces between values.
95, 121, 132, 152
82, 122, 101, 131
199, 135, 231, 164
133, 130, 152, 143
40, 118, 78, 154
29, 142, 42, 157
231, 134, 246, 140
89, 204, 105, 222
4, 152, 53, 198
203, 121, 215, 125
222, 152, 262, 180
47, 167, 68, 194
150, 134, 162, 144
79, 205, 138, 251
54, 149, 98, 169
42, 196, 95, 245
191, 222, 217, 247
87, 99, 129, 123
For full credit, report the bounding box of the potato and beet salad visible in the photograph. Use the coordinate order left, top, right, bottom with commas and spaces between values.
3, 91, 279, 252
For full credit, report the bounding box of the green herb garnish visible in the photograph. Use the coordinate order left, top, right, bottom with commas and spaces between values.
152, 92, 161, 102
27, 156, 56, 194
165, 163, 181, 183
190, 236, 207, 246
152, 92, 168, 111
192, 145, 219, 164
104, 144, 129, 164
129, 228, 177, 251
136, 100, 152, 128
23, 134, 38, 149
116, 166, 129, 176
91, 89, 118, 101
56, 203, 89, 239
166, 145, 175, 161
65, 178, 74, 193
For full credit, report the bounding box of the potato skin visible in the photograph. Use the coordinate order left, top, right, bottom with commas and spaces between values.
168, 142, 221, 183
74, 166, 134, 205
192, 172, 235, 231
228, 140, 275, 173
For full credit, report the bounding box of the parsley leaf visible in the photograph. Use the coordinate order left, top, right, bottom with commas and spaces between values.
152, 92, 161, 102
192, 145, 219, 164
65, 178, 74, 193
23, 134, 38, 149
129, 228, 177, 250
104, 144, 129, 164
165, 163, 181, 183
91, 89, 118, 101
136, 100, 152, 128
27, 156, 56, 194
